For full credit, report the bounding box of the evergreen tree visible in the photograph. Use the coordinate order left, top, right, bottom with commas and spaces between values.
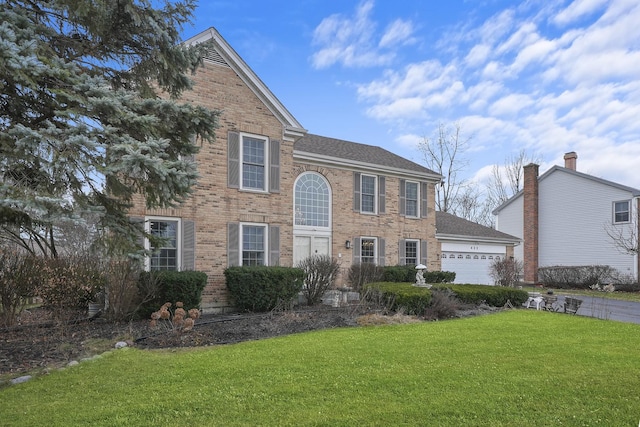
0, 0, 218, 256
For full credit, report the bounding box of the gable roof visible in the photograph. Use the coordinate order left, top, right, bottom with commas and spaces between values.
294, 134, 441, 180
436, 211, 520, 245
183, 27, 307, 141
493, 165, 640, 214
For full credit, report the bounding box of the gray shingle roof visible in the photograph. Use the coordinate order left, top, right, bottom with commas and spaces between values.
295, 134, 439, 176
436, 211, 520, 242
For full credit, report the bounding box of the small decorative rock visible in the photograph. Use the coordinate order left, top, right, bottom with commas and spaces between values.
67, 360, 79, 367
10, 375, 32, 385
115, 341, 128, 349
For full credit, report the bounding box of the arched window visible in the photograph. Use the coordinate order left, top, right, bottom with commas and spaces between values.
294, 173, 330, 228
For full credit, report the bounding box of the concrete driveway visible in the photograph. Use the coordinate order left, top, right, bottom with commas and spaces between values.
552, 294, 640, 324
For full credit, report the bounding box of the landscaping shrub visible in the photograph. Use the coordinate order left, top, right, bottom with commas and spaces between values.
225, 266, 304, 312
379, 265, 456, 284
364, 282, 432, 315
489, 257, 523, 287
138, 270, 207, 318
38, 256, 106, 318
347, 263, 383, 290
538, 265, 619, 289
0, 250, 43, 327
297, 255, 341, 306
423, 288, 460, 320
435, 284, 529, 306
103, 259, 146, 322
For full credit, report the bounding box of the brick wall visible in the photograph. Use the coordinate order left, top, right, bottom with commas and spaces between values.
523, 163, 539, 283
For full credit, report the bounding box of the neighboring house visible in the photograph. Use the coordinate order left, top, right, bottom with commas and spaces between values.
493, 152, 640, 283
128, 27, 442, 312
436, 211, 521, 284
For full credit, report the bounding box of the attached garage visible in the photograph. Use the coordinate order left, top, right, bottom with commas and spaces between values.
436, 212, 520, 285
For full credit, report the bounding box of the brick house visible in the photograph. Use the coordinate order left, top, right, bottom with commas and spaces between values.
128, 27, 442, 313
494, 152, 640, 284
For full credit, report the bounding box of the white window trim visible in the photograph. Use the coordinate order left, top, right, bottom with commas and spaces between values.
405, 180, 420, 218
144, 216, 181, 271
360, 236, 378, 264
360, 174, 377, 214
240, 132, 269, 193
293, 172, 332, 231
240, 222, 269, 266
613, 200, 631, 224
404, 238, 420, 265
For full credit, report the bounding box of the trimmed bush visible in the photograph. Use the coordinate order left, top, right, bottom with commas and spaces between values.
380, 265, 456, 284
435, 284, 529, 306
138, 271, 207, 318
347, 263, 384, 290
364, 282, 432, 315
225, 266, 304, 312
538, 265, 619, 289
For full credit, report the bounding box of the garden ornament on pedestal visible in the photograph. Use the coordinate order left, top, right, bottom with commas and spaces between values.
414, 264, 431, 288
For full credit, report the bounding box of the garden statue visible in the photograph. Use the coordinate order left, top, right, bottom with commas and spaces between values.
414, 264, 430, 287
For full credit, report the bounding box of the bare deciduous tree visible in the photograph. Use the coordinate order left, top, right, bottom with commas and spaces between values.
418, 123, 470, 213
605, 208, 639, 256
486, 149, 540, 209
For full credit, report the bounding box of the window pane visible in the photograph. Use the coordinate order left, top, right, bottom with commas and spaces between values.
150, 220, 178, 271
243, 225, 265, 266
295, 173, 330, 227
361, 175, 376, 213
243, 136, 265, 190
406, 182, 418, 217
361, 238, 375, 263
614, 201, 630, 223
405, 241, 417, 265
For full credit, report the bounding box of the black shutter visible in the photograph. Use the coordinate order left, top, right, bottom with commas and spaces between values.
228, 132, 240, 188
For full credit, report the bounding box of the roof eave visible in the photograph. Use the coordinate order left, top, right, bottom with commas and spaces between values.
436, 233, 521, 246
293, 150, 442, 181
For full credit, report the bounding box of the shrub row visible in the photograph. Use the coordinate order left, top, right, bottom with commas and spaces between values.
381, 265, 456, 284
138, 271, 208, 319
436, 284, 529, 306
538, 265, 622, 289
365, 282, 529, 315
225, 266, 304, 312
364, 282, 432, 315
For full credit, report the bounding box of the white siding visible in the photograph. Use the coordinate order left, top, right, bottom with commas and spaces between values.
538, 172, 636, 277
495, 196, 524, 261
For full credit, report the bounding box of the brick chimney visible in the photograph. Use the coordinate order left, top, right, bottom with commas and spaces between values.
564, 152, 577, 170
523, 163, 539, 284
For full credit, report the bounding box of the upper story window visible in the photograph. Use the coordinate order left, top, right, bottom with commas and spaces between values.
353, 172, 385, 215
405, 181, 418, 217
242, 135, 267, 191
613, 200, 630, 223
294, 173, 330, 228
228, 131, 280, 193
147, 218, 180, 271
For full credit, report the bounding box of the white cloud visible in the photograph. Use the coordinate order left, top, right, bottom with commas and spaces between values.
310, 0, 415, 69
553, 0, 609, 26
379, 19, 416, 48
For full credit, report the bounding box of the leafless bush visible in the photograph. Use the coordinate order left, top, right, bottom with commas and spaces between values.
297, 255, 341, 306
103, 259, 145, 322
423, 288, 460, 320
347, 262, 383, 291
150, 301, 200, 332
538, 265, 619, 289
0, 250, 43, 327
490, 257, 523, 287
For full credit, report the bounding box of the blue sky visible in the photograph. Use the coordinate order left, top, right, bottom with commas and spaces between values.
185, 0, 640, 190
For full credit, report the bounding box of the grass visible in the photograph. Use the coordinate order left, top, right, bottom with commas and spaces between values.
1, 310, 640, 426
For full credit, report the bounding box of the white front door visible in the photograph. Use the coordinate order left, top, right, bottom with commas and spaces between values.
294, 235, 330, 266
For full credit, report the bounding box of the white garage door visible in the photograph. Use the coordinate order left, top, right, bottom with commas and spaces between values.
441, 252, 503, 285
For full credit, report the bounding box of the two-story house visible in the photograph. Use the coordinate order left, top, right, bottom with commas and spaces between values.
128, 27, 442, 312
493, 152, 640, 284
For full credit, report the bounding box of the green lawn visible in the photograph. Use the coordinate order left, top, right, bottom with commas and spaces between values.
2, 310, 639, 426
